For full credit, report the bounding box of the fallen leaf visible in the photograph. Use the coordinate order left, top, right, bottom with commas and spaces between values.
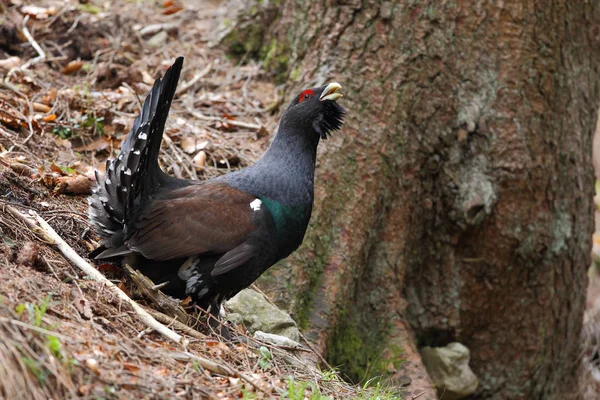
118, 282, 130, 296
0, 109, 27, 130
49, 163, 65, 175
222, 113, 236, 120
54, 175, 93, 194
85, 358, 100, 374
97, 264, 121, 275
42, 114, 56, 122
71, 161, 97, 180
33, 102, 50, 113
193, 151, 207, 170
180, 137, 209, 154
72, 289, 93, 319
73, 137, 111, 152
123, 363, 141, 373
0, 56, 21, 70
21, 5, 57, 19
162, 0, 183, 14
180, 296, 192, 306
42, 88, 58, 106
62, 60, 84, 75
141, 70, 155, 86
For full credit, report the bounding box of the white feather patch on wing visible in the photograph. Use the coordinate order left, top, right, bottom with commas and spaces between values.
250, 198, 262, 211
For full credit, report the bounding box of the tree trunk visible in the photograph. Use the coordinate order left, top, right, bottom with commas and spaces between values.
229, 1, 600, 398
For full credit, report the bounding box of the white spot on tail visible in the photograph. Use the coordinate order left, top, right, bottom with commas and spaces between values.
133, 149, 141, 155
124, 168, 132, 176
250, 199, 262, 211
138, 132, 148, 140
105, 178, 112, 184
178, 256, 199, 280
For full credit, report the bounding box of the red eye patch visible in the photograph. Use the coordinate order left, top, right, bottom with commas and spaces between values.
298, 89, 314, 103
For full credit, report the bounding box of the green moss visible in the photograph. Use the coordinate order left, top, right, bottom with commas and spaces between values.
326, 309, 405, 384
293, 227, 333, 329
223, 23, 264, 60
261, 39, 290, 84
290, 65, 302, 81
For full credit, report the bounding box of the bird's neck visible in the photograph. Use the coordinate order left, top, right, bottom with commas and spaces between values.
226, 126, 320, 205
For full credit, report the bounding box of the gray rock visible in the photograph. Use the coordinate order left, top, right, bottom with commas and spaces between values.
420, 342, 479, 400
225, 289, 300, 342
146, 31, 168, 50
254, 331, 302, 348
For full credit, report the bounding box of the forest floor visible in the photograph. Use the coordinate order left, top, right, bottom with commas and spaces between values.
0, 1, 403, 399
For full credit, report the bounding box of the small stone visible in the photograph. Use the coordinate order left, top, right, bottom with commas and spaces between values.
146, 31, 168, 49
85, 358, 100, 374
254, 331, 302, 348
420, 342, 478, 400
225, 289, 300, 342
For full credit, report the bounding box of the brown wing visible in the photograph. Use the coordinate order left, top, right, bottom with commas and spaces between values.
126, 183, 257, 261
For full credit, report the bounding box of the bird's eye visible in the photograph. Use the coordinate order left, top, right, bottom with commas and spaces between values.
298, 89, 314, 103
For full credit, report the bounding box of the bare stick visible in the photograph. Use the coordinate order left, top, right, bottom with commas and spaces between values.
123, 264, 191, 324
20, 16, 46, 70
145, 308, 206, 340
4, 205, 187, 346
186, 107, 263, 131
176, 62, 213, 95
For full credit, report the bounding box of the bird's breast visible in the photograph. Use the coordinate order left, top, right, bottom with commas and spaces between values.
259, 197, 312, 258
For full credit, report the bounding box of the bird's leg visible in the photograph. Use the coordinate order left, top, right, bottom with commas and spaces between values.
208, 299, 231, 340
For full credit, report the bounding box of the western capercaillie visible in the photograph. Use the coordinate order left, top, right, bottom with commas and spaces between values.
88, 56, 345, 317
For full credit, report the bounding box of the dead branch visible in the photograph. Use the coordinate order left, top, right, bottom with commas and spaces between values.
187, 107, 264, 131
145, 308, 205, 340
176, 63, 213, 95
123, 264, 191, 325
20, 16, 46, 70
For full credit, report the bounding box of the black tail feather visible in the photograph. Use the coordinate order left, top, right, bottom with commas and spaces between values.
88, 57, 184, 245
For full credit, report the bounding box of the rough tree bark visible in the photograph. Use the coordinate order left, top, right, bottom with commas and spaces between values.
225, 1, 600, 399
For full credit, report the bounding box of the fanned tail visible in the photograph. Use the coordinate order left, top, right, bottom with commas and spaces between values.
88, 57, 183, 247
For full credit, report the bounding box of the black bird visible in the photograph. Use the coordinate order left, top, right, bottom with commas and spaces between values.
88, 57, 345, 316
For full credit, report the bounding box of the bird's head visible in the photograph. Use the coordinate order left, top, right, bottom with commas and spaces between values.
282, 82, 346, 140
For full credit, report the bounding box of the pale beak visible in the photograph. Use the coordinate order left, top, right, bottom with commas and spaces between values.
320, 82, 343, 101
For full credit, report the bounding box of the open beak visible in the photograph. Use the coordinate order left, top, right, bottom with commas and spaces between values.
320, 82, 343, 102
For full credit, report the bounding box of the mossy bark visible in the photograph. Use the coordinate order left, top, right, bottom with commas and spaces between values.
233, 1, 600, 398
